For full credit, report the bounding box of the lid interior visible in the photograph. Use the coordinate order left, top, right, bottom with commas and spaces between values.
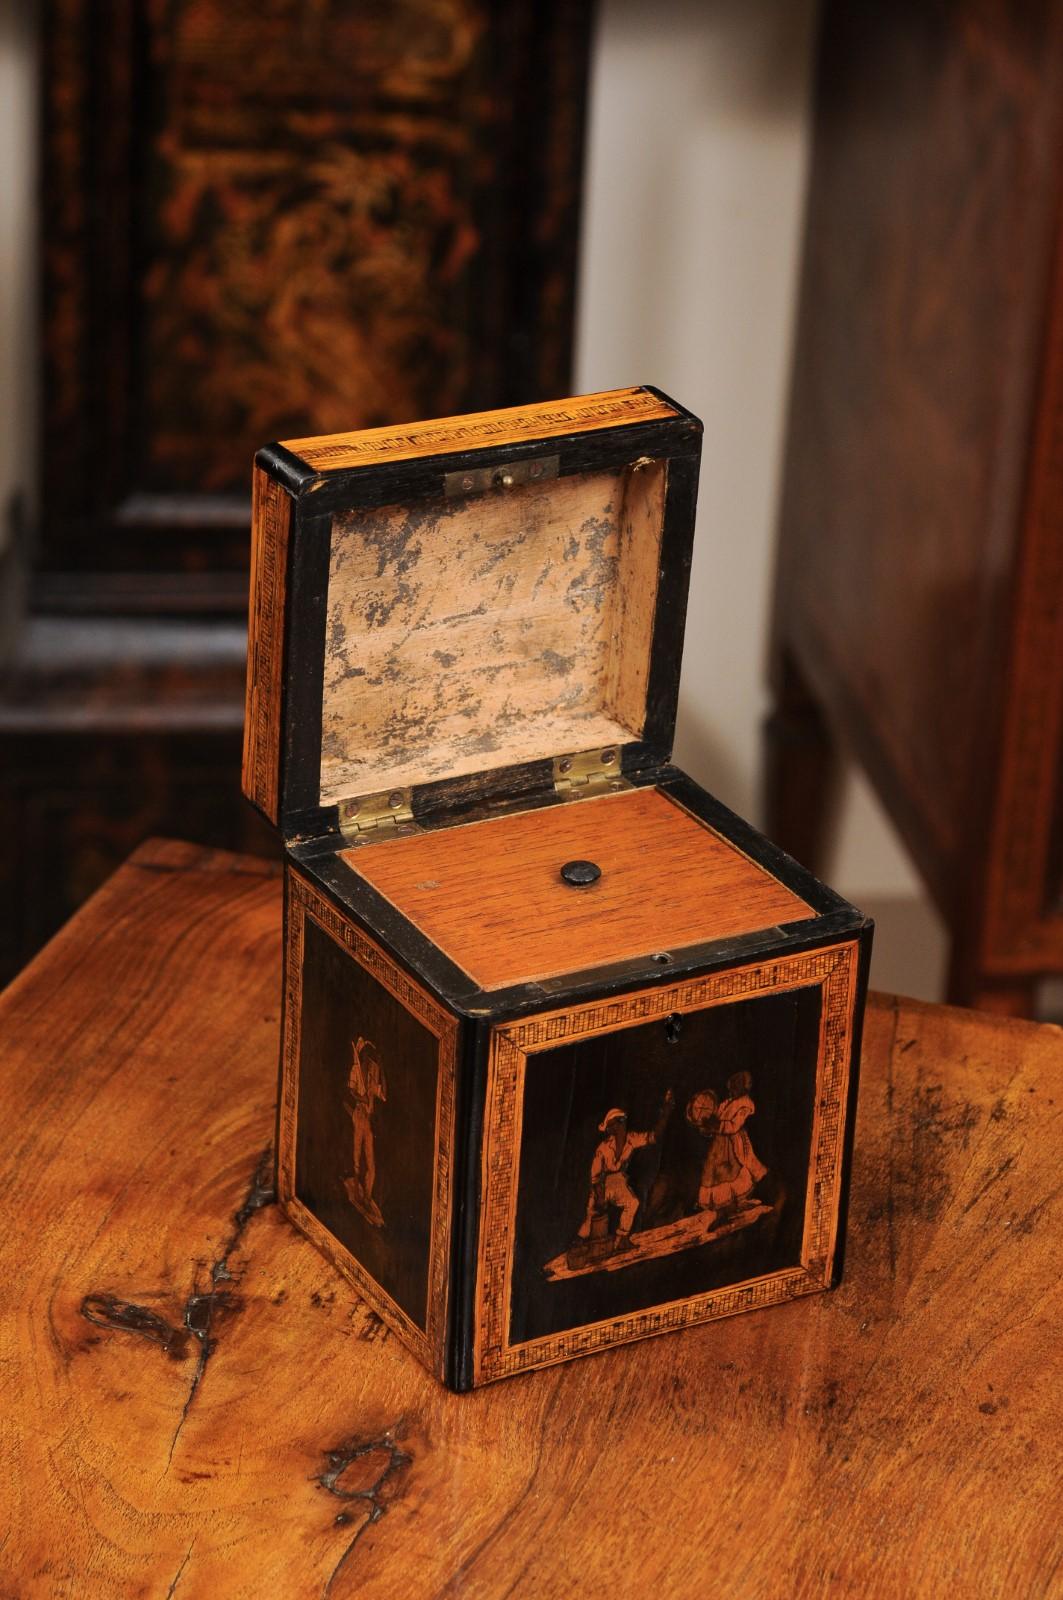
319, 457, 668, 805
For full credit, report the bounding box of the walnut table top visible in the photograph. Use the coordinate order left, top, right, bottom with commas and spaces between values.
1, 840, 1059, 1597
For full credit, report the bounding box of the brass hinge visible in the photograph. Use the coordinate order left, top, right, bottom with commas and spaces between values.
552, 747, 630, 800
338, 787, 414, 841
444, 453, 559, 498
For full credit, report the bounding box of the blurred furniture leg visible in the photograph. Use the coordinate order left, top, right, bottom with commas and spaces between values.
769, 0, 1063, 1015
764, 647, 841, 886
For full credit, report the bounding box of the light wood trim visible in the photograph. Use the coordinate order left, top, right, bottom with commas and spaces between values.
283, 387, 679, 472
604, 459, 667, 730
241, 465, 293, 823
280, 868, 459, 1378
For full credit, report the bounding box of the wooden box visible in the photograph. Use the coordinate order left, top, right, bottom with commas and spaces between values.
242, 386, 872, 1389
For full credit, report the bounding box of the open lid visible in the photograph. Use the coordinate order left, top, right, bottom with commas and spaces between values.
242, 385, 703, 840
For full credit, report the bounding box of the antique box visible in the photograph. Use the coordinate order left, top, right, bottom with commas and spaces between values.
242, 385, 872, 1390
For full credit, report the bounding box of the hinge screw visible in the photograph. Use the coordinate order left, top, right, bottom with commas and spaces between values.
559, 758, 572, 774
388, 792, 404, 808
601, 748, 616, 765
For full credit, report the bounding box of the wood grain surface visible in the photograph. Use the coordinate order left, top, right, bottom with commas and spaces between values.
342, 786, 814, 988
1, 840, 1060, 1596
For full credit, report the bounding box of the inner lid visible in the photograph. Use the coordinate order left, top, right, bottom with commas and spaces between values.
319, 457, 667, 806
341, 785, 816, 990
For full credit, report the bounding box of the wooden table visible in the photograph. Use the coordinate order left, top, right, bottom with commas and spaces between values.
2, 841, 1060, 1597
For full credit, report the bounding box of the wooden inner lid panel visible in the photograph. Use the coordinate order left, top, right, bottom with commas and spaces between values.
319, 461, 667, 805
340, 786, 816, 990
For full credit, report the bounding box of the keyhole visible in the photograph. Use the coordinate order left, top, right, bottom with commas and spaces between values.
665, 1013, 683, 1044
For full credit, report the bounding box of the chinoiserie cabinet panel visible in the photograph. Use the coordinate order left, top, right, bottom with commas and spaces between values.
768, 0, 1063, 1016
38, 0, 589, 583
0, 0, 589, 984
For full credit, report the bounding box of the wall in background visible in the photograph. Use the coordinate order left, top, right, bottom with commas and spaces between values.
575, 0, 946, 1000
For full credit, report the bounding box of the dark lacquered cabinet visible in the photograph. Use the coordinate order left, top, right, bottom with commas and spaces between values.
1, 0, 590, 983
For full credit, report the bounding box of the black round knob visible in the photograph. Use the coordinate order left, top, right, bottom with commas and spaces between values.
560, 859, 601, 887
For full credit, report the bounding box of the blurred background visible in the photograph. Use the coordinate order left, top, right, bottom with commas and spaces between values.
2, 0, 1061, 1017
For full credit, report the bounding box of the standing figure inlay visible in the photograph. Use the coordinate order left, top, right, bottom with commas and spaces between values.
571, 1091, 674, 1265
691, 1070, 767, 1223
343, 1036, 387, 1227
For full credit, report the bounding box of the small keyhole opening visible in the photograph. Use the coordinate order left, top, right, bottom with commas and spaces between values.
665, 1013, 683, 1044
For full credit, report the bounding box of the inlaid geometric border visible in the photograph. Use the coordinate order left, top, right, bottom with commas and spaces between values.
279, 867, 458, 1377
473, 941, 860, 1384
284, 385, 677, 471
